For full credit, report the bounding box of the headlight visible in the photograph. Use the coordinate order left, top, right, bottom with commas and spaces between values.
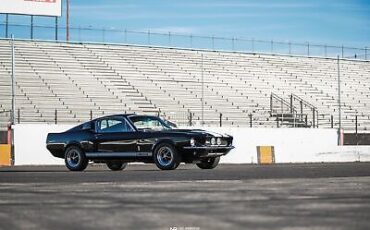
190, 138, 195, 146
211, 137, 216, 145
216, 138, 222, 145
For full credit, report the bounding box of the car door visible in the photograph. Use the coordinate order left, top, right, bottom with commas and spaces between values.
93, 117, 138, 157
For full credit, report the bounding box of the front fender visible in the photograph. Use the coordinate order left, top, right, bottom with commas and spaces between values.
151, 136, 191, 153
151, 139, 176, 152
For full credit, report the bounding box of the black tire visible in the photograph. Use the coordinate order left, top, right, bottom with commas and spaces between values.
64, 146, 88, 171
196, 157, 220, 169
153, 143, 181, 170
106, 161, 127, 171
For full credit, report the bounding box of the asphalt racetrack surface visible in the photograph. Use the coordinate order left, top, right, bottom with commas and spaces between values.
1, 163, 370, 230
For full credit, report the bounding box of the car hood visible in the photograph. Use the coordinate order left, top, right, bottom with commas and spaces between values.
161, 129, 231, 138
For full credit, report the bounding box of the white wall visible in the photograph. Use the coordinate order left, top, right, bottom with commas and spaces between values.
13, 124, 370, 165
13, 124, 75, 165
201, 127, 370, 164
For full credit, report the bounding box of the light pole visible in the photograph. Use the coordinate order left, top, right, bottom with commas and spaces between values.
5, 14, 9, 38
201, 54, 204, 126
11, 34, 16, 125
337, 55, 342, 144
66, 0, 70, 41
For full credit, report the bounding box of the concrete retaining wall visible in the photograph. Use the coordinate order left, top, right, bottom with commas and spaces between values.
13, 124, 370, 165
201, 127, 370, 164
13, 124, 74, 165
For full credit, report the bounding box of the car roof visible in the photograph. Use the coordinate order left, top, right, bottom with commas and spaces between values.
91, 114, 159, 122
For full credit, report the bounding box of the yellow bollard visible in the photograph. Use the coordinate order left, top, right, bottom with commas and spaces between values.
0, 144, 11, 166
257, 146, 275, 164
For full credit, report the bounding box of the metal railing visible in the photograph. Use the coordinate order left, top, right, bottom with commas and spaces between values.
270, 93, 300, 127
0, 22, 368, 60
269, 93, 321, 128
0, 108, 271, 128
1, 107, 369, 132
290, 94, 319, 128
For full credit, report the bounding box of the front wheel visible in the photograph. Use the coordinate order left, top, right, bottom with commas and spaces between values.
153, 143, 181, 170
196, 157, 220, 169
106, 161, 127, 171
64, 146, 88, 171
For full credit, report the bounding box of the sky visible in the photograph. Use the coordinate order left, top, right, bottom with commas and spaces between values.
1, 0, 369, 50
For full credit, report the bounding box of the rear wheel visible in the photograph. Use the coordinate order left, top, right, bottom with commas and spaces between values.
106, 161, 127, 171
64, 146, 88, 171
153, 143, 180, 170
196, 157, 220, 169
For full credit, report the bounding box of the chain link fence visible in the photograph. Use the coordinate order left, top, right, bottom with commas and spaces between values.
0, 22, 368, 60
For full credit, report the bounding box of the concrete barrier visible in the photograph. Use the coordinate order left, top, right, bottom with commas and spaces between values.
200, 127, 370, 164
13, 124, 75, 165
0, 144, 11, 166
12, 124, 370, 165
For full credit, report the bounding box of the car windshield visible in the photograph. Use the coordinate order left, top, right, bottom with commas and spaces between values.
129, 116, 172, 131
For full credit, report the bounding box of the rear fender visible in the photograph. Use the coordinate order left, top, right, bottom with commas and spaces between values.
64, 141, 83, 154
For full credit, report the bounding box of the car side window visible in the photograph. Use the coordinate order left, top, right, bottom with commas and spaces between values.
96, 118, 133, 133
82, 122, 92, 130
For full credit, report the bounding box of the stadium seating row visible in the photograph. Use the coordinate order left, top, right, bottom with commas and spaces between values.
0, 39, 369, 131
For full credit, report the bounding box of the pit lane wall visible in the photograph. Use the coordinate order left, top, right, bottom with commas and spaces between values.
12, 124, 370, 165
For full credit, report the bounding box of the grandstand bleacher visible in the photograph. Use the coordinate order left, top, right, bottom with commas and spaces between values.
0, 39, 369, 131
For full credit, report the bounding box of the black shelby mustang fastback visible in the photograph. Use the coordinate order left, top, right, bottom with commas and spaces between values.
46, 114, 234, 171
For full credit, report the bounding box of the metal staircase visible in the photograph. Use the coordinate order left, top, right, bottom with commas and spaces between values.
270, 93, 318, 128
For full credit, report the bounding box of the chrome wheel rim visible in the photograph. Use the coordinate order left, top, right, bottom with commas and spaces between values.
66, 149, 80, 167
156, 146, 173, 167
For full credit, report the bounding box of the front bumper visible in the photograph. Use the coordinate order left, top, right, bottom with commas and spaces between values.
183, 145, 235, 158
